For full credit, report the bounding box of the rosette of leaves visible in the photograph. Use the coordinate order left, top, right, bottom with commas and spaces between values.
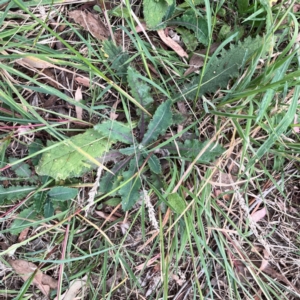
95, 99, 173, 211
95, 67, 225, 211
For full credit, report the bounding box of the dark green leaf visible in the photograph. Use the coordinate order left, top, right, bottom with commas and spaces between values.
142, 100, 173, 146
9, 158, 31, 178
48, 187, 78, 201
0, 185, 36, 204
33, 192, 47, 213
119, 146, 138, 156
147, 154, 162, 174
182, 36, 263, 99
99, 159, 130, 194
10, 207, 38, 235
167, 139, 224, 163
127, 67, 154, 112
119, 158, 142, 211
102, 40, 130, 76
52, 199, 69, 212
44, 199, 54, 218
28, 139, 43, 166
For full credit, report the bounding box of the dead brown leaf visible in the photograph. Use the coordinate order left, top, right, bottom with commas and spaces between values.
135, 254, 160, 271
157, 28, 188, 58
184, 43, 220, 76
18, 228, 30, 242
171, 274, 185, 286
211, 171, 239, 201
250, 207, 267, 223
54, 275, 87, 300
132, 22, 147, 34
68, 10, 109, 41
43, 95, 59, 108
110, 99, 120, 120
8, 258, 57, 296
259, 248, 269, 271
75, 76, 92, 88
293, 3, 300, 12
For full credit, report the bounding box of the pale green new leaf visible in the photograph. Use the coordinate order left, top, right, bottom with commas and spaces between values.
94, 121, 134, 144
167, 193, 186, 214
36, 129, 113, 180
10, 207, 38, 235
142, 100, 173, 146
143, 0, 169, 29
48, 187, 78, 201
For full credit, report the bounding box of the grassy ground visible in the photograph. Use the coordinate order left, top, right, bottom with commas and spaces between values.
0, 0, 300, 299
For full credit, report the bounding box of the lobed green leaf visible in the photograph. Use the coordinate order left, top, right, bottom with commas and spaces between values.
127, 67, 154, 112
10, 207, 38, 235
182, 36, 264, 99
9, 157, 31, 178
143, 0, 170, 29
47, 186, 78, 201
36, 129, 113, 180
147, 154, 162, 174
0, 185, 36, 204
